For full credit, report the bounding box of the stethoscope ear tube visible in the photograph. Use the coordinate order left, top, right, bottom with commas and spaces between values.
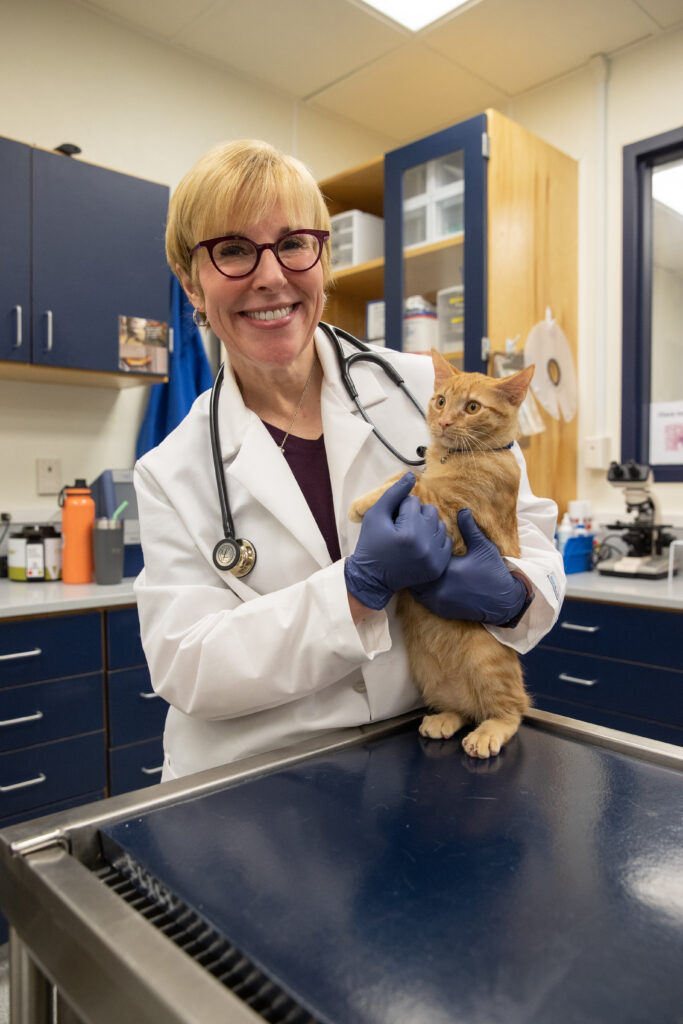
318, 322, 426, 467
210, 364, 257, 578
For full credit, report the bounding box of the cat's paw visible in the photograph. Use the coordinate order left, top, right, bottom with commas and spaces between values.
419, 712, 464, 740
462, 722, 512, 758
348, 499, 366, 523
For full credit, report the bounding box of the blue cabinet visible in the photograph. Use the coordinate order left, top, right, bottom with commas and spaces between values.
0, 612, 106, 821
523, 598, 683, 745
106, 607, 165, 795
0, 137, 31, 364
0, 134, 169, 375
384, 114, 488, 371
32, 148, 169, 372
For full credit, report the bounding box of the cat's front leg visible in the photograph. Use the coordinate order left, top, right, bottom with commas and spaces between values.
348, 472, 405, 522
462, 715, 521, 758
419, 711, 465, 739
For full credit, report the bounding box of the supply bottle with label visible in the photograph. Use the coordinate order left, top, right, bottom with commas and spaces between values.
61, 480, 95, 584
556, 512, 574, 554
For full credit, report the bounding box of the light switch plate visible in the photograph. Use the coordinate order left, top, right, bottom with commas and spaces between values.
36, 458, 62, 495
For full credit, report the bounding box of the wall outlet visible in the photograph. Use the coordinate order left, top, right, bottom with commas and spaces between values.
584, 436, 611, 471
36, 458, 62, 495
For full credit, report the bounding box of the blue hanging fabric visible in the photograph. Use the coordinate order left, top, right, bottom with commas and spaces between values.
136, 275, 214, 459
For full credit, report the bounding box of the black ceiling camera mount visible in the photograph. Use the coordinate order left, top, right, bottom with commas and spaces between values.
54, 143, 81, 157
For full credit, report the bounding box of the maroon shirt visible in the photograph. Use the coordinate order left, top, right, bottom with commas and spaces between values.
262, 424, 342, 563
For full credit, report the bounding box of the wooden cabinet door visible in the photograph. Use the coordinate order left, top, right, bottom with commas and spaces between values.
0, 136, 31, 364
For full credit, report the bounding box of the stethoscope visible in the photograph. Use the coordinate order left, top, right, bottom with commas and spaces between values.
210, 321, 427, 577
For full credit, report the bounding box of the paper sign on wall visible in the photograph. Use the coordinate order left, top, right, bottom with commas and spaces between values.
649, 400, 683, 464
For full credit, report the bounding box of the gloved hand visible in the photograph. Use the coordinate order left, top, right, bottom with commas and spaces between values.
409, 508, 530, 625
345, 473, 451, 610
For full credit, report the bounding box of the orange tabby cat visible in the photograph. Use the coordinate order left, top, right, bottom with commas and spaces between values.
349, 349, 535, 759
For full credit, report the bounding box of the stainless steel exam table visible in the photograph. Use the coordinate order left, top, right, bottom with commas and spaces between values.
1, 708, 682, 1024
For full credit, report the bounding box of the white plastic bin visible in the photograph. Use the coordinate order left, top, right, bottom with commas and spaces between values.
330, 210, 384, 270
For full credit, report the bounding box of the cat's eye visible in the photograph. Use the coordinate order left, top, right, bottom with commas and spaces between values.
465, 400, 480, 414
434, 395, 446, 408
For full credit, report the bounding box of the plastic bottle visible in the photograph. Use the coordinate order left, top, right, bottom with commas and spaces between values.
556, 512, 574, 554
61, 480, 95, 584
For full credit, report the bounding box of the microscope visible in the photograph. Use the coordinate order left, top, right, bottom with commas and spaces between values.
598, 460, 675, 579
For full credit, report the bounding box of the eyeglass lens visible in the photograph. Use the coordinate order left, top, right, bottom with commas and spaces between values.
211, 232, 323, 277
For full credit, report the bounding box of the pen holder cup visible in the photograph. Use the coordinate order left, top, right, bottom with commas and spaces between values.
93, 519, 124, 585
563, 534, 594, 574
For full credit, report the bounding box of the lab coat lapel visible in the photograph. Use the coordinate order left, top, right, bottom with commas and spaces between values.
216, 362, 330, 568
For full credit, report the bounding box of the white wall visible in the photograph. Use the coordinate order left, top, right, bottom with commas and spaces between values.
508, 27, 683, 523
0, 0, 392, 519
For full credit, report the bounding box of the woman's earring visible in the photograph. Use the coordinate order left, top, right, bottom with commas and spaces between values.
192, 308, 208, 328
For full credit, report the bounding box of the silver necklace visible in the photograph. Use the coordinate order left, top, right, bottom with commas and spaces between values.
279, 363, 316, 453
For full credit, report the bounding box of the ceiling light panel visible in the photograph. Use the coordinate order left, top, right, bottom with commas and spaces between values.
359, 0, 471, 32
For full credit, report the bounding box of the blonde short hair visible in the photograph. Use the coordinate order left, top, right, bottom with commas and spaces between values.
166, 139, 333, 292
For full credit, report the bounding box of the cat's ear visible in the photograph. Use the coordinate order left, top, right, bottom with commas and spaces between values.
431, 348, 458, 388
496, 364, 535, 406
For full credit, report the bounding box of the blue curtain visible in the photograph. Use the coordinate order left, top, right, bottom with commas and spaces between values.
136, 275, 214, 459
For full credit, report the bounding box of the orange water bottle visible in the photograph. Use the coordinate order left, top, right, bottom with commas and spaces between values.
61, 480, 95, 584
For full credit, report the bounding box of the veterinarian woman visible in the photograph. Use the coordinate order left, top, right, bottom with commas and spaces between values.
133, 139, 566, 781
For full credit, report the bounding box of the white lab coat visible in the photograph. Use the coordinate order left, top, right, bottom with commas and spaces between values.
134, 327, 565, 780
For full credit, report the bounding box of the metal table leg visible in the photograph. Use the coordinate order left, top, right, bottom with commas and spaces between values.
9, 927, 51, 1024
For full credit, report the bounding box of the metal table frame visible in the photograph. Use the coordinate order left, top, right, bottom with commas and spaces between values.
1, 708, 681, 1024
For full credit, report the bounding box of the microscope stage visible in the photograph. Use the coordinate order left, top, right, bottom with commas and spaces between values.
598, 555, 671, 579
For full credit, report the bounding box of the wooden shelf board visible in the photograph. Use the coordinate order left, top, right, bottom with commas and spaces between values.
0, 361, 167, 389
320, 157, 384, 218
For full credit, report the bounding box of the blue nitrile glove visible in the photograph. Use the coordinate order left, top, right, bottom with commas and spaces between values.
345, 473, 451, 610
409, 508, 531, 626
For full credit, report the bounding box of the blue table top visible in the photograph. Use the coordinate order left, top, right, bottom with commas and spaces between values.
101, 722, 683, 1024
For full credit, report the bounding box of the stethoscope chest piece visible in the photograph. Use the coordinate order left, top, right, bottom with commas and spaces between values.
212, 537, 257, 578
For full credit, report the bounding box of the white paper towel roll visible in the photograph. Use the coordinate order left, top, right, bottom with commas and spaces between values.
523, 311, 577, 422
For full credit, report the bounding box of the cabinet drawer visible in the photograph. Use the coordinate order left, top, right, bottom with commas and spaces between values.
106, 606, 145, 669
0, 672, 104, 752
523, 647, 683, 728
109, 737, 164, 796
546, 600, 682, 670
0, 732, 106, 819
531, 693, 683, 748
0, 612, 102, 687
107, 666, 167, 746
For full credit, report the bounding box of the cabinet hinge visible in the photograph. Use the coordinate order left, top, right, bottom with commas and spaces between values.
482, 132, 490, 160
481, 336, 491, 361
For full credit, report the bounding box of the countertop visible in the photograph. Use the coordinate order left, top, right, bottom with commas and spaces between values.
0, 577, 136, 619
563, 569, 683, 610
0, 569, 681, 620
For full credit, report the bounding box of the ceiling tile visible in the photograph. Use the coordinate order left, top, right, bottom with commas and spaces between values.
76, 0, 217, 40
635, 0, 683, 29
307, 41, 506, 141
422, 0, 660, 94
174, 0, 407, 98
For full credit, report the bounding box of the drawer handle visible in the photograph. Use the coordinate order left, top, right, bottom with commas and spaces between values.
44, 309, 53, 352
559, 672, 597, 687
0, 711, 44, 728
0, 647, 42, 662
141, 765, 163, 776
0, 772, 47, 793
13, 305, 23, 349
560, 622, 599, 634
139, 691, 160, 700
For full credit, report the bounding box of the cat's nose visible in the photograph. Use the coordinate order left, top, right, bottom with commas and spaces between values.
439, 420, 451, 432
